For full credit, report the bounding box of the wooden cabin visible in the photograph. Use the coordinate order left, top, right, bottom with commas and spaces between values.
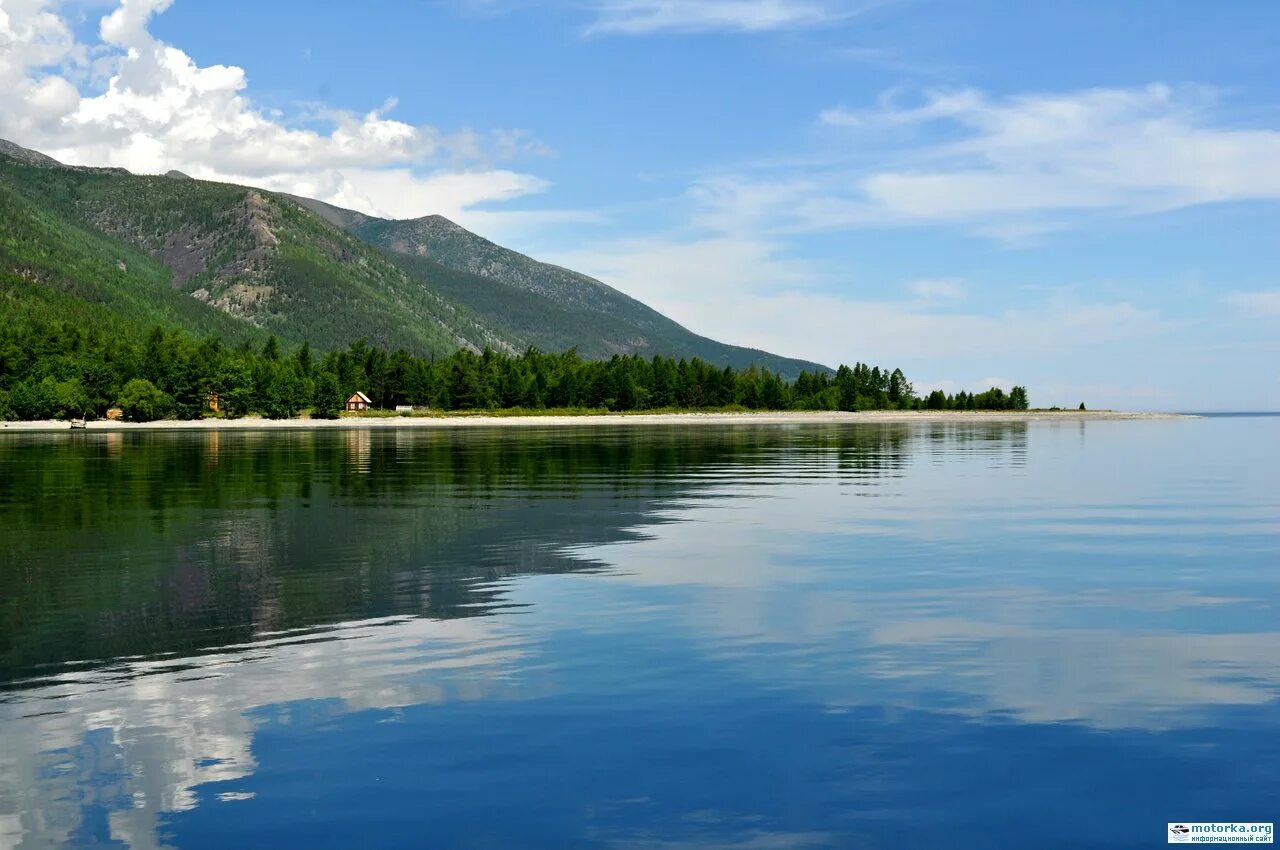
345, 391, 373, 412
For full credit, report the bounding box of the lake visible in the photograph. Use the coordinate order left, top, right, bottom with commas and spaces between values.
1, 418, 1277, 849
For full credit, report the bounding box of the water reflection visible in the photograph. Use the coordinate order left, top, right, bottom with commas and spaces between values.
0, 420, 1277, 849
2, 425, 943, 681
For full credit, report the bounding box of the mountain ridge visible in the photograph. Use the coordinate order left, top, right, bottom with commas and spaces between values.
288, 193, 828, 375
0, 138, 829, 377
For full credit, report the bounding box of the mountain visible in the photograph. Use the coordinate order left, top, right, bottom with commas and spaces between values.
0, 155, 267, 349
0, 146, 508, 357
0, 139, 827, 376
289, 196, 823, 375
0, 138, 61, 168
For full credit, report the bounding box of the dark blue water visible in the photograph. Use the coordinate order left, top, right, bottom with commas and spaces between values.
1, 419, 1277, 848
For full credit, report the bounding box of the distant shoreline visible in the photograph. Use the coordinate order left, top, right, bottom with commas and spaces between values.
1, 410, 1197, 432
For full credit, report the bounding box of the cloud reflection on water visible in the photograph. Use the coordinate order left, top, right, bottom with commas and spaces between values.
0, 420, 1276, 848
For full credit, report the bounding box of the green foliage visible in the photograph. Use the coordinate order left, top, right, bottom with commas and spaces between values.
0, 169, 264, 346
0, 310, 1032, 420
7, 376, 89, 419
116, 378, 171, 422
310, 371, 343, 419
262, 363, 308, 419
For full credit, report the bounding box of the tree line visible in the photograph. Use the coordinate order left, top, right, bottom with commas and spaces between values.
0, 321, 1029, 421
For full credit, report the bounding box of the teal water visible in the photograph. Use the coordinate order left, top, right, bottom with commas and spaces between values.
1, 419, 1277, 848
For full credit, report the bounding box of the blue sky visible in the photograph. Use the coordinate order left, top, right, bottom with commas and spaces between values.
2, 0, 1278, 409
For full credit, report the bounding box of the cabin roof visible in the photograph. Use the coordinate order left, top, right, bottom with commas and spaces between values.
348, 391, 372, 403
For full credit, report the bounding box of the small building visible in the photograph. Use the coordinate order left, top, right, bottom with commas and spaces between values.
394, 405, 414, 414
345, 391, 373, 412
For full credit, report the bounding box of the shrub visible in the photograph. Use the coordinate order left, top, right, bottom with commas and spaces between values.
116, 379, 172, 422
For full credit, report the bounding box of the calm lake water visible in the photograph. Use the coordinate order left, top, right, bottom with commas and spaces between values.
1, 418, 1277, 849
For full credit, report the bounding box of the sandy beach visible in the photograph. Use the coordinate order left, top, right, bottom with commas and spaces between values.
0, 410, 1195, 432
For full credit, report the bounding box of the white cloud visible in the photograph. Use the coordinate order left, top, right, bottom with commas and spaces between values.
243, 167, 551, 222
0, 0, 552, 220
0, 0, 84, 139
686, 175, 828, 234
691, 291, 1166, 370
643, 84, 1280, 260
100, 0, 173, 48
584, 0, 857, 34
550, 234, 821, 310
1225, 290, 1280, 317
819, 88, 986, 128
823, 84, 1280, 226
552, 231, 1169, 377
906, 278, 963, 302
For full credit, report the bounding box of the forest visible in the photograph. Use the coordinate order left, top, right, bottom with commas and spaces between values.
0, 318, 1030, 421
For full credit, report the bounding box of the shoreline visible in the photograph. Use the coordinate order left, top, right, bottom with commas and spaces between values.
0, 410, 1197, 432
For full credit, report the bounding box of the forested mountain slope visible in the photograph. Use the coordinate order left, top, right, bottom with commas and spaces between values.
289, 196, 830, 377
0, 151, 506, 356
1, 139, 827, 376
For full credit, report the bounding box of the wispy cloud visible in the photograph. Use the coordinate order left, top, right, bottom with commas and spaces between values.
583, 0, 864, 35
651, 84, 1280, 247
1225, 290, 1280, 317
823, 84, 1280, 228
550, 230, 1173, 378
907, 278, 964, 302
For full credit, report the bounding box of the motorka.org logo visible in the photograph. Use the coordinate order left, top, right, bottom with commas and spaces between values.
1169, 823, 1274, 844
